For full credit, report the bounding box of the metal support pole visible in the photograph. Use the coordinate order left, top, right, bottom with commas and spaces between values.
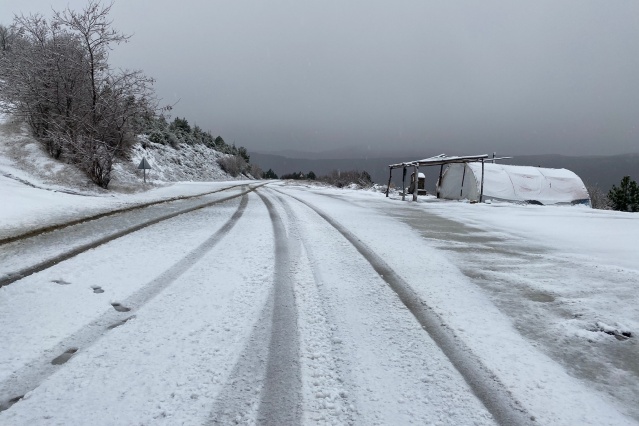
480, 159, 485, 203
386, 167, 392, 197
402, 166, 406, 201
413, 165, 418, 201
436, 164, 444, 198
143, 168, 146, 184
460, 164, 466, 197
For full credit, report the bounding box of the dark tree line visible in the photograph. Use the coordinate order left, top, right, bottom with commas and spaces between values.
262, 168, 278, 179
278, 169, 372, 188
319, 170, 372, 188
144, 116, 249, 162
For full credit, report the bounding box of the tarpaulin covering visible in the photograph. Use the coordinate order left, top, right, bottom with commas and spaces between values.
439, 163, 590, 205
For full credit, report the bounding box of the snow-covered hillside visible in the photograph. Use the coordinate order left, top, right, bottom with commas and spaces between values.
114, 137, 241, 188
0, 114, 251, 196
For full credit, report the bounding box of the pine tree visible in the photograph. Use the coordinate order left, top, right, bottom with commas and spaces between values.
608, 176, 639, 212
263, 168, 278, 179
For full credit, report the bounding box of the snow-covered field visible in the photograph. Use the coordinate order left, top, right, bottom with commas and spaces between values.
1, 116, 638, 425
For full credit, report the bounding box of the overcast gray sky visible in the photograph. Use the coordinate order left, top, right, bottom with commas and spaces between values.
2, 0, 638, 157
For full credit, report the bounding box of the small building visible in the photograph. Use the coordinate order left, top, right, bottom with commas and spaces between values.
438, 162, 590, 205
408, 172, 427, 195
386, 154, 491, 201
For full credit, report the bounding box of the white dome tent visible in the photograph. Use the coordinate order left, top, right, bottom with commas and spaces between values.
438, 162, 590, 205
385, 154, 591, 206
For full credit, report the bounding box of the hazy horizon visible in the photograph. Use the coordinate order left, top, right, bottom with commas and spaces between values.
2, 1, 638, 157
252, 146, 639, 161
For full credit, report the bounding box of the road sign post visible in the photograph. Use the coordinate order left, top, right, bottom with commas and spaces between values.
137, 157, 152, 183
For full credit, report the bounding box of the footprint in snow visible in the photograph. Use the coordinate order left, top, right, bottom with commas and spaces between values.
51, 348, 78, 365
111, 302, 131, 312
107, 315, 136, 330
0, 395, 24, 412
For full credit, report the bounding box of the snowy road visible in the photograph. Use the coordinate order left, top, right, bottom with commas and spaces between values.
1, 182, 637, 425
0, 183, 261, 287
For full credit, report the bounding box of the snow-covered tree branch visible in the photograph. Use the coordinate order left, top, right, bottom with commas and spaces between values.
0, 1, 156, 188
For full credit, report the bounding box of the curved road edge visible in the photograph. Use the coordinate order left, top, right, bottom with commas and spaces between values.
0, 183, 256, 247
0, 183, 269, 288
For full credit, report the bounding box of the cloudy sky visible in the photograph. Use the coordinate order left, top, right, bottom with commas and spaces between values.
2, 1, 638, 157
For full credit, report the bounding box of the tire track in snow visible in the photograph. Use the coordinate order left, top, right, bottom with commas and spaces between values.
0, 183, 248, 246
208, 190, 302, 425
270, 192, 356, 424
0, 183, 268, 288
275, 188, 534, 426
0, 194, 250, 412
255, 191, 302, 425
207, 289, 274, 424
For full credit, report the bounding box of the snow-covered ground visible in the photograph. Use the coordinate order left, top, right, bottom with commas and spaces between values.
0, 114, 250, 240
1, 116, 638, 425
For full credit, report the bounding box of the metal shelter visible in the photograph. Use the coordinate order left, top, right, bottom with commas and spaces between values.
386, 154, 490, 201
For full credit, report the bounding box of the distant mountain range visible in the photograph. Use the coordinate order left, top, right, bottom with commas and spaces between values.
252, 151, 639, 192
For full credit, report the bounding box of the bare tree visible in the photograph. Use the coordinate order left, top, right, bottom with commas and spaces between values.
587, 184, 611, 210
0, 24, 17, 52
0, 14, 88, 154
0, 1, 156, 188
249, 163, 263, 179
53, 1, 129, 126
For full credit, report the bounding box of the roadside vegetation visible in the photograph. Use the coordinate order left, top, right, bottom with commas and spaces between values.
586, 185, 611, 210
588, 176, 639, 212
262, 168, 278, 179
0, 1, 255, 188
280, 169, 373, 188
608, 176, 639, 212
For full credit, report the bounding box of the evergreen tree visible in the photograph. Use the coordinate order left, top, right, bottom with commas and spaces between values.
263, 168, 278, 179
608, 176, 639, 212
170, 117, 190, 133
237, 146, 250, 163
307, 171, 316, 180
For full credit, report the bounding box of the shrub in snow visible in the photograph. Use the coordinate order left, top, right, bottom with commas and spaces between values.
318, 170, 373, 188
586, 185, 611, 210
249, 163, 263, 179
217, 155, 247, 177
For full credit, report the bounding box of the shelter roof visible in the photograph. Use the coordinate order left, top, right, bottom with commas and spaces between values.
389, 154, 489, 169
